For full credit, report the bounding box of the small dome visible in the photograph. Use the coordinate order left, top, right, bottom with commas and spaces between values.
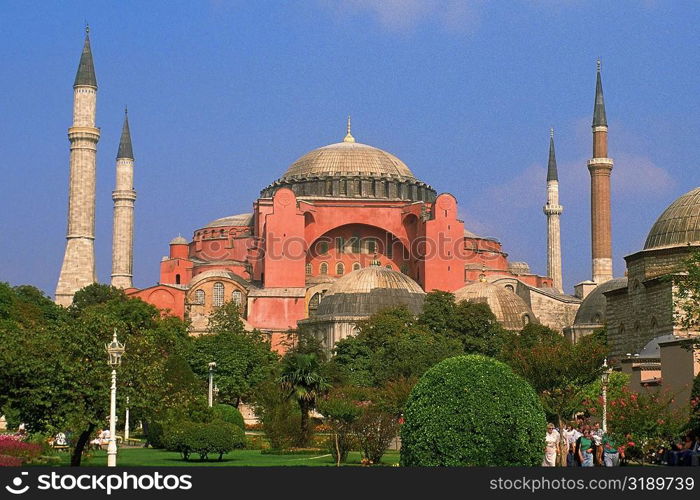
282, 141, 415, 180
573, 277, 628, 325
206, 213, 253, 228
508, 261, 531, 275
316, 266, 425, 317
170, 236, 188, 245
644, 187, 700, 250
454, 281, 537, 330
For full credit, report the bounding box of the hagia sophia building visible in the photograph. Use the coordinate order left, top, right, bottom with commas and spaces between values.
54, 30, 699, 396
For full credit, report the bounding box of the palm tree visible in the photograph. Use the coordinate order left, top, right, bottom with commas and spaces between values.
278, 352, 330, 447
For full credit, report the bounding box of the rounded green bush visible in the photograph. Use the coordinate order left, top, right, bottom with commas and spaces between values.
400, 355, 546, 466
165, 421, 245, 461
213, 404, 245, 429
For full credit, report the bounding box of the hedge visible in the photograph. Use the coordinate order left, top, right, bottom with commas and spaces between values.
165, 421, 245, 461
400, 355, 546, 466
213, 404, 245, 429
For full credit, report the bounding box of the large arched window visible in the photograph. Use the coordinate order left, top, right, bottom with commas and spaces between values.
213, 282, 225, 307
336, 262, 345, 275
195, 289, 205, 305
309, 293, 321, 316
320, 262, 328, 275
232, 290, 242, 306
352, 262, 361, 271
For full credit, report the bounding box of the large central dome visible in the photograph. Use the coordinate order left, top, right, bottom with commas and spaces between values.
281, 141, 415, 180
260, 128, 435, 202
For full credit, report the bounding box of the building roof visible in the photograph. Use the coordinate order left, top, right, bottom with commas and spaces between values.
169, 235, 188, 245
205, 213, 254, 228
547, 129, 558, 182
454, 281, 537, 330
117, 109, 133, 159
644, 187, 700, 250
593, 61, 607, 127
281, 141, 415, 180
74, 30, 97, 88
315, 266, 425, 317
573, 277, 628, 325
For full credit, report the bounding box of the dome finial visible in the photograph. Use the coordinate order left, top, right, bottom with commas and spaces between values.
597, 57, 601, 72
550, 127, 554, 139
344, 115, 355, 143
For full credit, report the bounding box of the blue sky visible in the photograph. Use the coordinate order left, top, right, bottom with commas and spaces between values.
1, 0, 699, 295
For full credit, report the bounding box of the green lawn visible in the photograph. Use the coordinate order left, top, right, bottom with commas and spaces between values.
53, 447, 400, 467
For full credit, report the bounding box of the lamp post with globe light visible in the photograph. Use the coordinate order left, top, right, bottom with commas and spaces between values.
601, 358, 612, 434
106, 329, 125, 467
208, 362, 217, 407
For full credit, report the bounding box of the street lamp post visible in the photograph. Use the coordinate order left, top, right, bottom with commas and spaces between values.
601, 358, 611, 434
106, 329, 125, 468
124, 396, 130, 443
208, 362, 217, 407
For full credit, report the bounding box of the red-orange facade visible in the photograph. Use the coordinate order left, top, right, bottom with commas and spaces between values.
128, 138, 552, 341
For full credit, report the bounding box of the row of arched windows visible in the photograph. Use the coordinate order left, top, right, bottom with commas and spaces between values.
193, 283, 243, 307
305, 262, 395, 276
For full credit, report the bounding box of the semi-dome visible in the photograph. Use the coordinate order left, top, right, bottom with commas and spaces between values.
454, 281, 537, 330
316, 266, 425, 317
573, 277, 628, 326
644, 187, 700, 250
260, 130, 436, 202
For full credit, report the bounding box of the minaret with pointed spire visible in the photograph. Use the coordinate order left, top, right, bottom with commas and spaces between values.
543, 128, 563, 292
588, 60, 614, 284
55, 26, 101, 306
111, 108, 136, 289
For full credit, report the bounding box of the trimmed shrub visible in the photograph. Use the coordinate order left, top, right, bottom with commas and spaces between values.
213, 404, 245, 429
400, 355, 546, 466
165, 422, 245, 461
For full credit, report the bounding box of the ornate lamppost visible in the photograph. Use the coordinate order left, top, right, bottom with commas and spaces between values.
208, 362, 217, 407
601, 358, 612, 434
106, 329, 125, 467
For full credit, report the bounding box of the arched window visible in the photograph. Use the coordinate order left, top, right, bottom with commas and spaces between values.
367, 239, 376, 254
232, 290, 242, 306
195, 289, 205, 305
213, 282, 225, 307
320, 262, 328, 275
175, 274, 181, 285
305, 263, 312, 275
309, 293, 321, 316
522, 314, 531, 326
351, 233, 361, 253
385, 264, 392, 270
336, 262, 345, 275
352, 262, 361, 271
505, 284, 514, 292
318, 241, 329, 255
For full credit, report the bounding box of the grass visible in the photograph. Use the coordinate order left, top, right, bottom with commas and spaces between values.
51, 447, 400, 467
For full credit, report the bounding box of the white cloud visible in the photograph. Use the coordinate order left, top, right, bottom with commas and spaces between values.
320, 0, 482, 34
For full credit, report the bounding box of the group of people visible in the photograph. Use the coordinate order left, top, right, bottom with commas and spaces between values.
664, 434, 700, 466
543, 421, 621, 467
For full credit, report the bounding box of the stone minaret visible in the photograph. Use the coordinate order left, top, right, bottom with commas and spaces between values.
111, 109, 136, 289
588, 60, 614, 284
543, 128, 563, 292
55, 28, 100, 306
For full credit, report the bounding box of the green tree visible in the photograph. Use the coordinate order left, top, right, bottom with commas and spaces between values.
278, 352, 330, 447
500, 333, 607, 465
188, 301, 277, 406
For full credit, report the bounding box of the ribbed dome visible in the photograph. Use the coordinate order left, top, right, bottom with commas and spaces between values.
282, 141, 415, 180
454, 281, 537, 331
644, 187, 700, 250
205, 213, 253, 228
573, 277, 628, 326
316, 266, 425, 317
